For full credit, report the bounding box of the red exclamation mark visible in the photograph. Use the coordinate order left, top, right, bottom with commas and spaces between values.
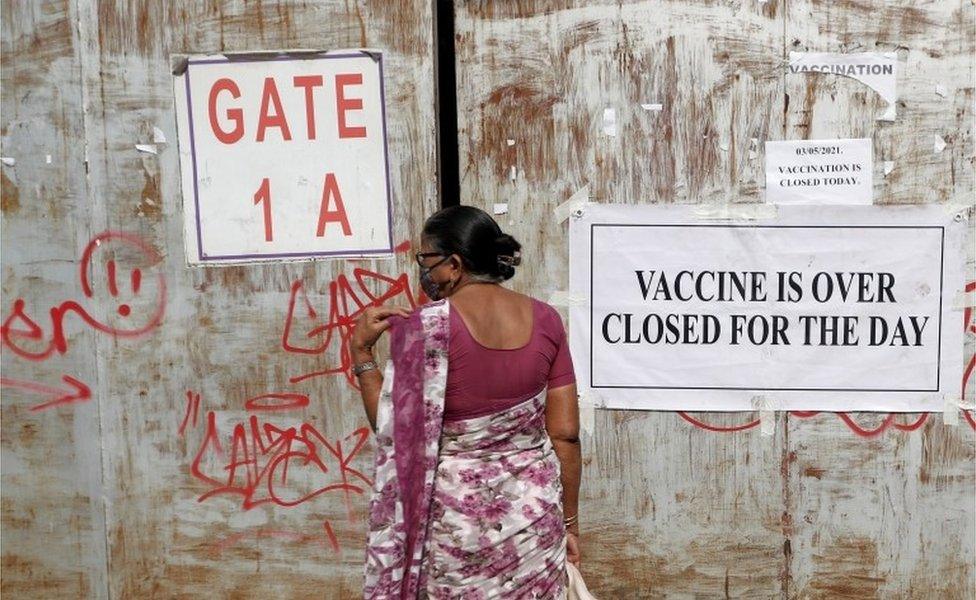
107, 260, 131, 316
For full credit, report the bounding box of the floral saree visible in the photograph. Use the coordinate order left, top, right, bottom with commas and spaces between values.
363, 298, 568, 599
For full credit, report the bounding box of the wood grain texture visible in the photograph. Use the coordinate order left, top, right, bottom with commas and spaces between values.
454, 0, 974, 597
1, 1, 108, 598
2, 0, 973, 597
2, 0, 436, 597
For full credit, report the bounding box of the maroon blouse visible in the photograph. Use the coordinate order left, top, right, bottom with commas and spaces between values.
443, 297, 576, 421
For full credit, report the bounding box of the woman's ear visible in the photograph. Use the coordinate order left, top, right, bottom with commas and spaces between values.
449, 253, 464, 273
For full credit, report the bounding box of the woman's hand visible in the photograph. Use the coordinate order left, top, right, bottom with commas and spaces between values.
566, 531, 581, 569
350, 305, 412, 357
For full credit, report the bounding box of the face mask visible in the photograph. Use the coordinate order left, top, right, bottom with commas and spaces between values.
419, 255, 451, 300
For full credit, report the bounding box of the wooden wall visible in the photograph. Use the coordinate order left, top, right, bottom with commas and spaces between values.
2, 0, 437, 596
453, 0, 975, 597
1, 0, 973, 598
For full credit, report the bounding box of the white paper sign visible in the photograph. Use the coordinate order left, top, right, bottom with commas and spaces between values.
173, 51, 394, 264
789, 52, 897, 121
765, 138, 872, 205
568, 203, 967, 412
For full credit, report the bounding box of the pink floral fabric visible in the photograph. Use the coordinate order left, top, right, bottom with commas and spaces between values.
424, 390, 568, 598
363, 299, 568, 599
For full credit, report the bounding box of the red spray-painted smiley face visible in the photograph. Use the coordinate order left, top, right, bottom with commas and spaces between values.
79, 232, 167, 337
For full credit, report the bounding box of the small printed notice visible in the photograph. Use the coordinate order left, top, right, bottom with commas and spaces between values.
765, 138, 872, 205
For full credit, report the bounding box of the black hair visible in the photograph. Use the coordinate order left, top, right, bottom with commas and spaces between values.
421, 205, 522, 282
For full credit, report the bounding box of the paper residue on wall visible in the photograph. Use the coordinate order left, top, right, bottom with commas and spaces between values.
640, 103, 663, 111
602, 108, 617, 136
934, 136, 947, 154
1, 157, 15, 166
554, 185, 591, 223
788, 51, 897, 121
135, 144, 158, 155
493, 203, 508, 215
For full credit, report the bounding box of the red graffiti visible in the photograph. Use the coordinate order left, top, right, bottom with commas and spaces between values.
962, 281, 976, 429
181, 243, 417, 552
178, 391, 202, 435
1, 231, 166, 410
281, 240, 426, 384
0, 374, 91, 411
678, 280, 976, 435
181, 389, 372, 553
181, 390, 373, 512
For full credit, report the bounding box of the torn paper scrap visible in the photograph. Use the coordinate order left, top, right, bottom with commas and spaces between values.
547, 289, 586, 307
153, 126, 167, 144
506, 139, 515, 146
765, 138, 872, 205
640, 103, 663, 111
883, 161, 894, 176
493, 203, 508, 215
935, 84, 948, 98
553, 185, 591, 223
0, 157, 15, 167
788, 51, 897, 121
752, 395, 776, 436
944, 396, 960, 426
934, 136, 947, 154
135, 144, 158, 155
602, 108, 617, 137
45, 154, 52, 164
509, 165, 517, 181
577, 393, 596, 438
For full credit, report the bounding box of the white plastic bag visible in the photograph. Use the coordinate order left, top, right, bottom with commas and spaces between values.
566, 562, 597, 599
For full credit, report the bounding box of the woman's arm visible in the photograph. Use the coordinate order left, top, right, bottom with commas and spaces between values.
353, 345, 383, 432
349, 305, 412, 432
545, 382, 582, 536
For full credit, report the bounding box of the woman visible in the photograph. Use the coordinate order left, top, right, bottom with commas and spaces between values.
351, 205, 582, 598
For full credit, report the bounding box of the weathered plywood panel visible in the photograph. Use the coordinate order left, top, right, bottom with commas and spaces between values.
3, 0, 437, 597
1, 1, 108, 598
455, 1, 791, 596
455, 0, 974, 597
3, 0, 973, 597
783, 2, 976, 598
83, 0, 436, 596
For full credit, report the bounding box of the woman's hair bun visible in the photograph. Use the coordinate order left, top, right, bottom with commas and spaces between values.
495, 233, 521, 262
494, 233, 522, 280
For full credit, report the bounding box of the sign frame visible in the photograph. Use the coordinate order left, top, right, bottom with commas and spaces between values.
568, 203, 969, 412
172, 49, 395, 265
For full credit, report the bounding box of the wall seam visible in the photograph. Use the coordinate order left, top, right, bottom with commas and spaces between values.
72, 0, 112, 598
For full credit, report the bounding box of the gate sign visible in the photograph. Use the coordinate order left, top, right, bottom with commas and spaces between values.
568, 203, 968, 412
173, 50, 393, 264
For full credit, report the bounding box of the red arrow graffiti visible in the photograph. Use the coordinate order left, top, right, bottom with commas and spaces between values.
0, 375, 92, 411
